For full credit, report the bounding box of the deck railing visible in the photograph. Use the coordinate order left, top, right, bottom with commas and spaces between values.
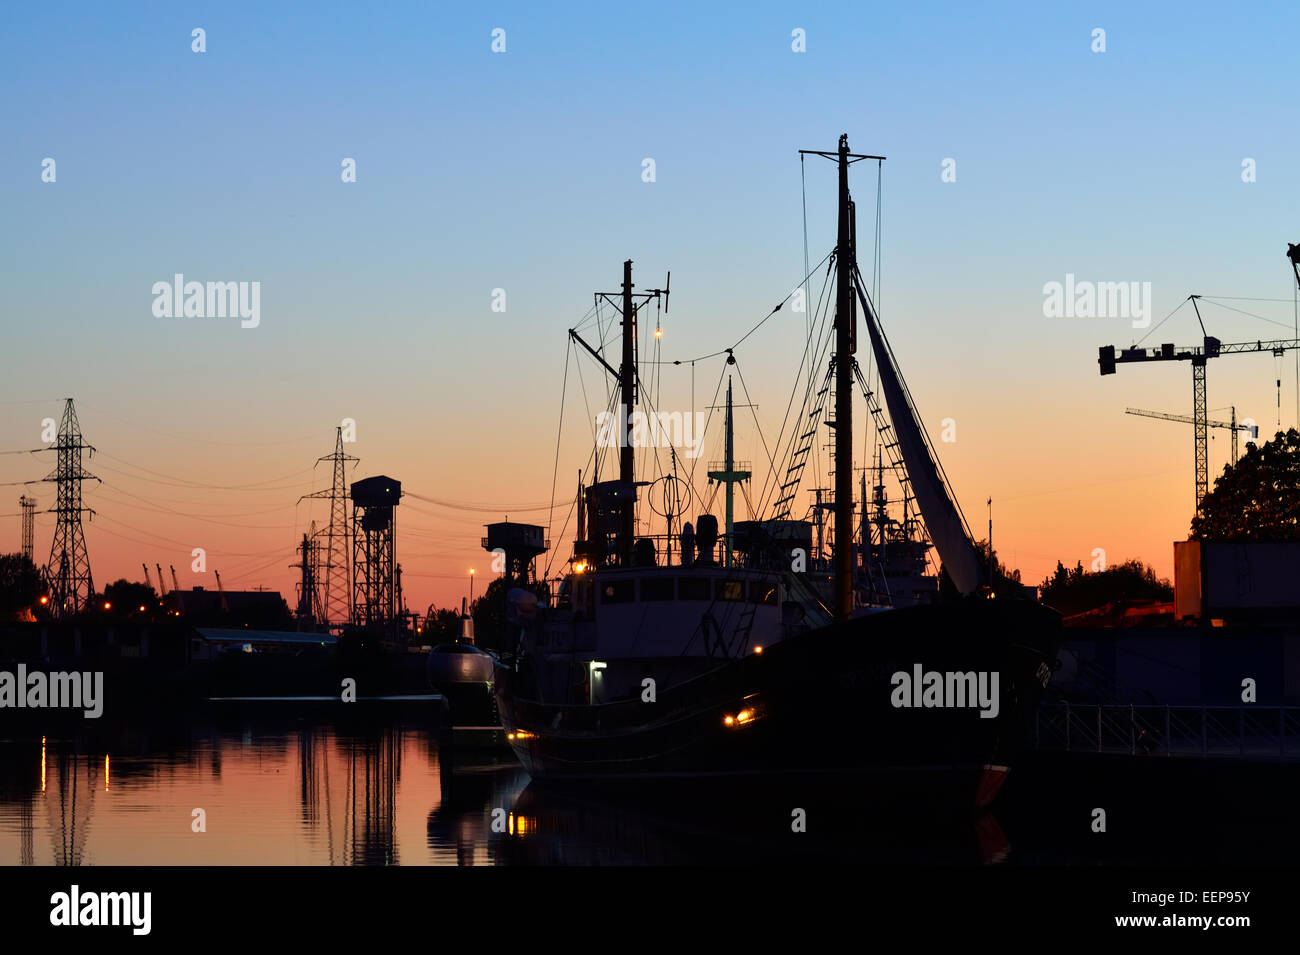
1034, 701, 1300, 760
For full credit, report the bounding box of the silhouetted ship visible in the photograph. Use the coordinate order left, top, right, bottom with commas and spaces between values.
492, 136, 1060, 808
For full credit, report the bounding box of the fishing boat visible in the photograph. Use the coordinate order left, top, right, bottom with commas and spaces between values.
490, 135, 1061, 808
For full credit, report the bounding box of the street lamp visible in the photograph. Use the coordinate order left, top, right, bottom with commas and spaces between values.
469, 568, 476, 604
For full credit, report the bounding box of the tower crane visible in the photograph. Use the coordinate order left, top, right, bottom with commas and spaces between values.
1100, 247, 1300, 511
1124, 406, 1258, 464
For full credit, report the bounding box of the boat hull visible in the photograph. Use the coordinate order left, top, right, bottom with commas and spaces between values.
494, 598, 1060, 808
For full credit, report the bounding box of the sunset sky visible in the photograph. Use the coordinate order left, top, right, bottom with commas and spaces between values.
3, 2, 1299, 612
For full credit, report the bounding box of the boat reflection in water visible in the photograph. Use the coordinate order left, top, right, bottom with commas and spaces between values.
490, 777, 1011, 866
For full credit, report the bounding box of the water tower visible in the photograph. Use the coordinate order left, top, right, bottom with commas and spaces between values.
482, 521, 549, 584
351, 476, 400, 628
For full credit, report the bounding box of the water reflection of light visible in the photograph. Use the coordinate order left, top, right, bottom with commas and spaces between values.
105, 755, 110, 792
40, 736, 46, 793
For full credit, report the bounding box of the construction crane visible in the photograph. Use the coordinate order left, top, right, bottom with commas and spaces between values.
169, 564, 180, 594
157, 563, 167, 596
1100, 265, 1300, 510
1125, 406, 1258, 464
142, 563, 154, 594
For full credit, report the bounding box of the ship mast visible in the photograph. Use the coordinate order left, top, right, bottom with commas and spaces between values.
619, 259, 637, 558
570, 261, 669, 566
834, 135, 855, 620
800, 135, 884, 620
708, 375, 751, 568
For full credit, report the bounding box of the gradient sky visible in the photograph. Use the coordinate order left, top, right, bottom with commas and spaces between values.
3, 1, 1299, 611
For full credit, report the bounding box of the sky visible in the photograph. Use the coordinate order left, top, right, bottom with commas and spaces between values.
3, 1, 1299, 612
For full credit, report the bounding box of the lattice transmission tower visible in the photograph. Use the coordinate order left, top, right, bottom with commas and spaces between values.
291, 521, 324, 627
18, 495, 36, 562
300, 427, 357, 628
42, 399, 99, 617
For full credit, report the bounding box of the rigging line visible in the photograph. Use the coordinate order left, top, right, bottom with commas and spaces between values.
853, 266, 977, 540
756, 278, 835, 514
594, 384, 621, 484
730, 359, 778, 499
542, 441, 598, 580
565, 302, 601, 334
874, 158, 883, 307
1197, 298, 1298, 331
801, 152, 811, 343
764, 263, 837, 514
639, 249, 836, 366
684, 363, 729, 494
1134, 297, 1192, 347
596, 299, 614, 411
547, 338, 573, 546
758, 256, 836, 508
1191, 296, 1297, 303
573, 342, 599, 464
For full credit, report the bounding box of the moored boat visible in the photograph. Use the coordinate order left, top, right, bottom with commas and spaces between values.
491, 135, 1061, 809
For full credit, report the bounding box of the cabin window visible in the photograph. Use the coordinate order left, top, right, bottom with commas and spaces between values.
750, 580, 778, 605
640, 577, 675, 601
600, 579, 636, 604
678, 577, 711, 601
716, 579, 745, 602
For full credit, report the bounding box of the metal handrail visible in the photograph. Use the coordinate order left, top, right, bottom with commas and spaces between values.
1035, 702, 1300, 759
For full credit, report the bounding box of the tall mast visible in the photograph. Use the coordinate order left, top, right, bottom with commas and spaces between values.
573, 261, 668, 566
833, 134, 855, 621
708, 376, 751, 568
620, 259, 636, 488
620, 260, 637, 559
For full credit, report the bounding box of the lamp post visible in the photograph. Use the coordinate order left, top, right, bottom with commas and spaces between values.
469, 568, 476, 605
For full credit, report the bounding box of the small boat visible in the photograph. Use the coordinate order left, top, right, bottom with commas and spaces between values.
426, 599, 499, 728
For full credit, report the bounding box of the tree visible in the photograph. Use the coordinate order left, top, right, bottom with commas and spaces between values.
0, 553, 44, 619
1190, 428, 1300, 540
1038, 558, 1172, 616
471, 576, 549, 654
101, 579, 161, 620
421, 606, 461, 643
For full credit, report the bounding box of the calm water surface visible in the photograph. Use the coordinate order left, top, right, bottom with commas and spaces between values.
3, 710, 1297, 865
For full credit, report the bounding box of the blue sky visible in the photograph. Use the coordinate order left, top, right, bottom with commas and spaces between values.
3, 1, 1299, 603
